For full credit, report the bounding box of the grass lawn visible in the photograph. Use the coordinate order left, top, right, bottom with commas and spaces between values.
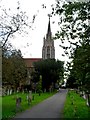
2, 91, 56, 119
63, 90, 90, 118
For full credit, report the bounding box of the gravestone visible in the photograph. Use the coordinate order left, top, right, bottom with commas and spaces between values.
22, 90, 24, 94
7, 89, 10, 95
16, 96, 22, 112
82, 92, 87, 100
27, 91, 32, 105
44, 89, 46, 93
10, 89, 12, 95
17, 90, 19, 93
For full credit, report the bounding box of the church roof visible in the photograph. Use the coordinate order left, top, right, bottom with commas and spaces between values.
24, 58, 42, 68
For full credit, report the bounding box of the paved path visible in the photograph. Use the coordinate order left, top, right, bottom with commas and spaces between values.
14, 89, 68, 119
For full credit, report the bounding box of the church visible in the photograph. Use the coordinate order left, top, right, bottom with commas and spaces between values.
42, 17, 55, 59
24, 17, 55, 72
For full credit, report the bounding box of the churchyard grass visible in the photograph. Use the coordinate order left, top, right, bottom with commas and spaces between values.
2, 91, 56, 119
63, 90, 90, 118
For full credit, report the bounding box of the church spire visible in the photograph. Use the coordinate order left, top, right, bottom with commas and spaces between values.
42, 15, 55, 59
46, 15, 52, 39
47, 17, 51, 34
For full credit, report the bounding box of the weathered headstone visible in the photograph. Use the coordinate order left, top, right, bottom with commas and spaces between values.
10, 89, 12, 95
82, 92, 87, 100
7, 89, 10, 95
17, 89, 19, 93
44, 89, 46, 93
27, 91, 32, 105
16, 96, 22, 112
22, 90, 24, 94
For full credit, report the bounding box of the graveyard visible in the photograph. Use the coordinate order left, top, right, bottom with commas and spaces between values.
64, 90, 90, 118
1, 88, 90, 119
2, 91, 56, 119
0, 0, 90, 119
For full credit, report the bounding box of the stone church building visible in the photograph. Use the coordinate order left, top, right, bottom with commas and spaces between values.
42, 17, 55, 59
23, 17, 55, 85
24, 17, 55, 69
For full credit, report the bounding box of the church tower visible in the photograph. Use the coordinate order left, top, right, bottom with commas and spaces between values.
42, 17, 55, 59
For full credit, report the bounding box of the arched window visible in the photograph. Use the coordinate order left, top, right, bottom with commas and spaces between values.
47, 46, 50, 59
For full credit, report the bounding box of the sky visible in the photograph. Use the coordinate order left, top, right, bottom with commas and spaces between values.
0, 0, 89, 62
0, 0, 68, 61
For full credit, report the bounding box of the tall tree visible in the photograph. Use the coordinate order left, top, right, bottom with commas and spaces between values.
53, 0, 90, 106
0, 1, 36, 48
2, 48, 27, 88
0, 1, 36, 90
34, 59, 64, 91
72, 44, 90, 92
52, 0, 90, 60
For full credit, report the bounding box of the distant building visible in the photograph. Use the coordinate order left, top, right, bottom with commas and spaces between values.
23, 17, 55, 84
24, 58, 42, 84
24, 58, 42, 69
42, 17, 55, 59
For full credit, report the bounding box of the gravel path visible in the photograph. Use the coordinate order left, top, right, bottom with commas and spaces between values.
14, 89, 68, 118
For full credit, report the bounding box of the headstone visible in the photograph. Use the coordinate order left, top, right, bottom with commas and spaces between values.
16, 96, 22, 112
22, 90, 24, 94
59, 88, 61, 92
10, 89, 12, 95
86, 94, 90, 106
82, 94, 86, 99
27, 91, 32, 105
7, 89, 10, 95
17, 90, 19, 93
87, 99, 89, 106
44, 89, 46, 93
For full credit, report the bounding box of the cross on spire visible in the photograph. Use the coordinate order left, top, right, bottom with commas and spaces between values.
48, 14, 52, 20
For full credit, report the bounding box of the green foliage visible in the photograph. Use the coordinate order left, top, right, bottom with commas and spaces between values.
55, 1, 90, 43
31, 71, 40, 83
53, 0, 90, 94
71, 44, 90, 92
66, 74, 78, 89
2, 48, 27, 87
34, 59, 64, 91
64, 90, 90, 118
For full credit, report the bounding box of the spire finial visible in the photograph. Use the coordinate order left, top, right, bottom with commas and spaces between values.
48, 14, 52, 20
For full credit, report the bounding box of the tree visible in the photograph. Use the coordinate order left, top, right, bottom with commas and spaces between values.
66, 69, 78, 89
31, 70, 40, 83
2, 47, 27, 89
0, 1, 36, 91
34, 59, 64, 91
72, 44, 90, 92
53, 0, 90, 106
52, 0, 90, 61
0, 1, 36, 48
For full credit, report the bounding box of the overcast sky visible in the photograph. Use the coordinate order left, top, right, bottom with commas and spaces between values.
0, 0, 89, 61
